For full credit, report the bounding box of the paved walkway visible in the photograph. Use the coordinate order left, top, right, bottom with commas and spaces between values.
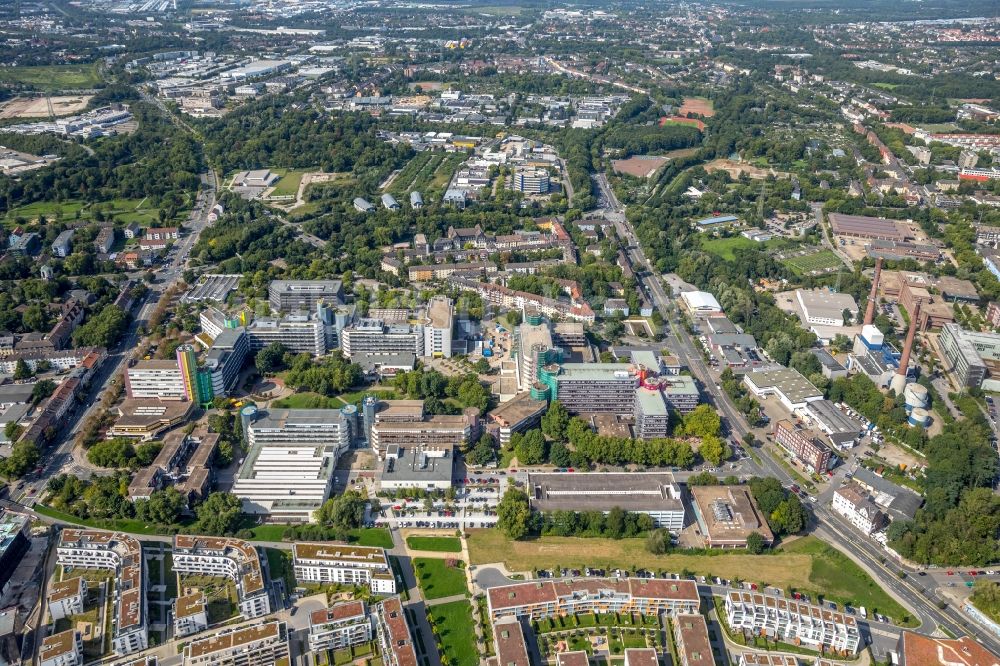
388, 525, 442, 666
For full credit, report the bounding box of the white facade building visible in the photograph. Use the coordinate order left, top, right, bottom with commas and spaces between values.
235, 409, 350, 522
173, 593, 209, 638
832, 484, 887, 535
307, 600, 373, 652
724, 590, 861, 654
171, 535, 271, 620
47, 577, 86, 621
125, 361, 187, 401
292, 542, 397, 594
39, 629, 83, 666
423, 296, 454, 358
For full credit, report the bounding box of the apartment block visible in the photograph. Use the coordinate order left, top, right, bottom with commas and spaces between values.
487, 578, 699, 622
269, 280, 343, 313
493, 616, 531, 666
171, 535, 271, 620
307, 600, 373, 652
724, 591, 861, 654
832, 483, 887, 535
56, 530, 147, 655
624, 648, 660, 666
773, 420, 832, 473
292, 542, 396, 594
173, 593, 209, 638
47, 577, 86, 621
373, 598, 418, 666
673, 614, 715, 666
236, 407, 350, 521
182, 620, 289, 666
39, 629, 82, 666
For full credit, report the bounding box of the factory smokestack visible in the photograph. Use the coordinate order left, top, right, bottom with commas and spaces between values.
890, 300, 920, 394
864, 257, 883, 326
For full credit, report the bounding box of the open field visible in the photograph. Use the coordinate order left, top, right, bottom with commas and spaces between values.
659, 116, 705, 131
271, 392, 344, 409
414, 558, 468, 600
467, 532, 914, 623
612, 156, 669, 178
0, 95, 93, 119
779, 249, 844, 275
702, 235, 789, 261
0, 64, 101, 91
408, 81, 446, 91
4, 197, 182, 229
428, 601, 478, 666
270, 169, 310, 197
407, 536, 463, 553
679, 96, 715, 117
704, 158, 792, 180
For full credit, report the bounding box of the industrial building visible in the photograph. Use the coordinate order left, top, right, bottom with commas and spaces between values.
236, 407, 350, 522
527, 472, 685, 531
795, 289, 858, 327
680, 291, 723, 316
828, 213, 906, 242
743, 367, 823, 411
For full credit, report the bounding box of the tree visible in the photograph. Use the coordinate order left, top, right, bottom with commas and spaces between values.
496, 488, 532, 540
473, 358, 491, 374
466, 433, 496, 467
255, 342, 289, 375
30, 379, 56, 406
0, 441, 39, 479
136, 487, 187, 525
513, 429, 547, 465
73, 304, 129, 348
699, 435, 731, 466
680, 404, 721, 438
749, 477, 788, 516
541, 400, 570, 442
548, 442, 572, 467
746, 531, 766, 554
687, 471, 720, 486
606, 507, 626, 539
645, 528, 672, 555
314, 491, 366, 529
771, 497, 808, 534
135, 441, 163, 466
196, 492, 244, 534
87, 439, 137, 468
13, 359, 33, 380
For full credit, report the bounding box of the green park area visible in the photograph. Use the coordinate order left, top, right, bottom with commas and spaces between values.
406, 536, 462, 553
0, 64, 101, 91
701, 235, 789, 261
4, 197, 186, 230
269, 169, 311, 197
427, 600, 478, 666
414, 558, 468, 600
780, 249, 843, 275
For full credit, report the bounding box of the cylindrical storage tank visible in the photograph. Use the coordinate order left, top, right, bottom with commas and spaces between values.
530, 382, 551, 402
903, 384, 929, 413
907, 407, 930, 427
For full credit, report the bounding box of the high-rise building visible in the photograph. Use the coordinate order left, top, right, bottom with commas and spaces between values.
236, 409, 350, 521
342, 319, 425, 358
939, 323, 992, 388
268, 280, 343, 313
125, 360, 187, 401
423, 296, 454, 358
247, 313, 327, 356
0, 511, 29, 594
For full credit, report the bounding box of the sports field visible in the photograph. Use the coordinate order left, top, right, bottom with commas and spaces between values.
679, 96, 715, 117
781, 249, 843, 275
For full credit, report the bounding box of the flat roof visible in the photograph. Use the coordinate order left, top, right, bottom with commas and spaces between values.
293, 542, 388, 565
310, 600, 367, 627
488, 393, 548, 426
252, 408, 345, 429
48, 576, 84, 603
796, 289, 858, 320
556, 363, 638, 381
624, 647, 660, 666
900, 632, 1000, 665
426, 296, 453, 329
635, 388, 670, 415
737, 654, 798, 666
382, 447, 453, 483
804, 400, 864, 436
828, 213, 906, 241
488, 578, 698, 613
186, 621, 283, 659
40, 628, 77, 660
529, 472, 682, 514
174, 592, 206, 619
689, 486, 775, 545
810, 348, 846, 372
745, 367, 821, 405
556, 652, 590, 666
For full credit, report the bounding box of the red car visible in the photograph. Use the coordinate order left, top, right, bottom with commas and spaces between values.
947, 570, 954, 575
567, 468, 575, 472
970, 571, 978, 576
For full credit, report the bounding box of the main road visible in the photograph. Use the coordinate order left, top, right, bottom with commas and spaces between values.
599, 172, 1000, 655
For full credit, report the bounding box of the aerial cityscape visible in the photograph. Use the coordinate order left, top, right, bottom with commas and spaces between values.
0, 0, 998, 665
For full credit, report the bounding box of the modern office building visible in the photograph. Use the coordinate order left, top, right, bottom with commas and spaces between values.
342, 319, 425, 358
39, 629, 82, 666
513, 317, 560, 391
268, 280, 343, 313
380, 444, 456, 491
528, 473, 685, 531
182, 621, 289, 666
125, 360, 187, 401
373, 598, 418, 666
0, 511, 30, 594
307, 601, 373, 652
246, 313, 327, 357
773, 420, 832, 473
369, 400, 478, 460
56, 530, 147, 655
513, 168, 551, 193
724, 590, 861, 654
47, 577, 86, 622
422, 296, 454, 358
200, 329, 249, 397
939, 323, 992, 388
487, 578, 699, 622
673, 614, 716, 666
172, 593, 209, 638
689, 486, 775, 549
171, 536, 271, 620
486, 393, 549, 446
545, 363, 640, 414
292, 542, 396, 594
236, 408, 350, 521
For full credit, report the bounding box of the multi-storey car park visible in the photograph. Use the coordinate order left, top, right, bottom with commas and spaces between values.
307, 600, 373, 652
182, 620, 289, 666
292, 542, 397, 594
486, 578, 700, 622
56, 530, 148, 655
724, 590, 861, 655
171, 535, 272, 620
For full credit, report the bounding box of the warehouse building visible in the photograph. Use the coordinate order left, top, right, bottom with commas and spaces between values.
743, 367, 823, 411
828, 213, 906, 242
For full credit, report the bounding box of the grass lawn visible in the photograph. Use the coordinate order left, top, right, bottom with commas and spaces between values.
701, 235, 789, 261
0, 64, 101, 90
468, 530, 913, 624
414, 558, 468, 600
350, 528, 393, 549
247, 524, 289, 541
779, 537, 916, 625
33, 504, 196, 535
971, 582, 1000, 624
407, 536, 462, 553
335, 388, 398, 405
265, 548, 295, 589
271, 169, 311, 197
4, 197, 182, 230
428, 600, 478, 666
781, 249, 843, 275
271, 392, 344, 409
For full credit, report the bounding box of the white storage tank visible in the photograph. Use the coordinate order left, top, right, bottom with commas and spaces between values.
907, 407, 930, 428
903, 383, 929, 412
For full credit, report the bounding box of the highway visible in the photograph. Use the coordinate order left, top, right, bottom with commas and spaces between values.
596, 171, 1000, 655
